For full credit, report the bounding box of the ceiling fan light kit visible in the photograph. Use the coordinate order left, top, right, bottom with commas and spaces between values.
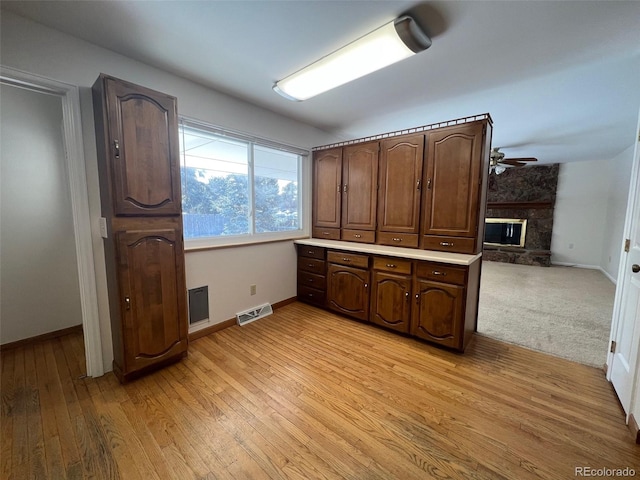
273, 15, 431, 101
489, 147, 538, 174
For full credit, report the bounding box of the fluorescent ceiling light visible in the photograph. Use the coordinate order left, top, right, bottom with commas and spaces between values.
273, 15, 431, 101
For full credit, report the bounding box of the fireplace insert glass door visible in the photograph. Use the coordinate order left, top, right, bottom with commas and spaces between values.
484, 218, 527, 247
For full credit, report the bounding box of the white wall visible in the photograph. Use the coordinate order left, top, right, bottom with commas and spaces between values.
552, 154, 634, 280
600, 145, 635, 281
552, 160, 610, 268
0, 83, 83, 343
1, 11, 338, 372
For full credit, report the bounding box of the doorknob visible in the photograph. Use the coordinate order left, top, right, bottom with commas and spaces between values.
633, 264, 640, 273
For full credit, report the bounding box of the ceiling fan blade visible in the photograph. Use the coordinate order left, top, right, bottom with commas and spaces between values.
500, 160, 527, 167
503, 157, 538, 163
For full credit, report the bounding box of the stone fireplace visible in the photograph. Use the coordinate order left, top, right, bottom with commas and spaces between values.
483, 164, 559, 266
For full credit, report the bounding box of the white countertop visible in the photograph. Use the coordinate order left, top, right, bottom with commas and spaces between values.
294, 239, 482, 266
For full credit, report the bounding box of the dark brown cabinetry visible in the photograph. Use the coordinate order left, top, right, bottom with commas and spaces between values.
312, 148, 342, 240
377, 134, 424, 248
327, 251, 370, 321
93, 74, 188, 382
297, 246, 327, 307
411, 262, 467, 348
370, 257, 412, 333
341, 142, 378, 243
421, 122, 488, 254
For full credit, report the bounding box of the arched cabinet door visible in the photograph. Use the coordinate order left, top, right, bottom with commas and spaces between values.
411, 279, 464, 348
327, 263, 370, 321
371, 271, 411, 333
105, 78, 181, 216
116, 228, 188, 373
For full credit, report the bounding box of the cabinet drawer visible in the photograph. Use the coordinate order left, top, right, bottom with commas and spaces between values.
298, 271, 326, 290
298, 257, 326, 275
327, 251, 369, 268
298, 285, 325, 306
416, 262, 467, 286
421, 235, 476, 254
377, 232, 419, 248
298, 245, 325, 260
313, 227, 340, 240
341, 229, 376, 244
372, 257, 412, 275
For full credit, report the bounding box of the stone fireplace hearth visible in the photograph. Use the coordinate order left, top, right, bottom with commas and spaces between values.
483, 164, 559, 267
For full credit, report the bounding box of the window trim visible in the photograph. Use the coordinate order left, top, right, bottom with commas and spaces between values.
179, 116, 310, 249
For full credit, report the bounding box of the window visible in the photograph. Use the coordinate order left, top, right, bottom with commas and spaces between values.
179, 119, 306, 246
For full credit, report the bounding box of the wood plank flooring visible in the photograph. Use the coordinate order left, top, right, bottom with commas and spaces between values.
2, 302, 638, 479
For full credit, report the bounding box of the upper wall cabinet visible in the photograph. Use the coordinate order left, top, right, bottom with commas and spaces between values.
341, 142, 379, 243
421, 121, 489, 254
311, 115, 492, 255
377, 134, 424, 248
312, 148, 342, 239
100, 76, 182, 216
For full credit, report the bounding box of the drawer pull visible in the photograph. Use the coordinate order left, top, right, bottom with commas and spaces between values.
440, 241, 454, 247
307, 250, 315, 254
308, 293, 314, 297
386, 264, 397, 268
308, 263, 314, 268
432, 271, 447, 276
322, 231, 331, 236
392, 237, 402, 242
354, 234, 361, 238
342, 257, 351, 262
308, 278, 314, 282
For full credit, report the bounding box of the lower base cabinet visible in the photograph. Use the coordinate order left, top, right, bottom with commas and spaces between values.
297, 243, 480, 352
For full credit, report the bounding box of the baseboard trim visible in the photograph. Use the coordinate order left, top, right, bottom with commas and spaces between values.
0, 324, 83, 351
629, 414, 640, 444
550, 262, 616, 285
188, 296, 297, 341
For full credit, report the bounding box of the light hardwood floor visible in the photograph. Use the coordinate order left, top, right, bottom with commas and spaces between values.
2, 302, 638, 479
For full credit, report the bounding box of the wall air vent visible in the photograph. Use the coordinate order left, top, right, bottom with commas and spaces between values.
236, 303, 273, 326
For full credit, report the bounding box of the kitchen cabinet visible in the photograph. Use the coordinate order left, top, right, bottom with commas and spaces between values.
297, 245, 327, 307
312, 148, 342, 240
93, 74, 188, 382
295, 240, 481, 352
341, 142, 379, 243
327, 251, 370, 321
370, 257, 412, 333
377, 134, 424, 247
421, 121, 489, 254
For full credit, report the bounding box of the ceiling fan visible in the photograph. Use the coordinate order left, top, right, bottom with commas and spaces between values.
489, 147, 538, 174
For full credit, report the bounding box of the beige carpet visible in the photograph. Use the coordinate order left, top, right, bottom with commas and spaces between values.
477, 261, 615, 367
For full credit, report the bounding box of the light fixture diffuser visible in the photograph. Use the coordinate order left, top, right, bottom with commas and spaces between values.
273, 15, 431, 101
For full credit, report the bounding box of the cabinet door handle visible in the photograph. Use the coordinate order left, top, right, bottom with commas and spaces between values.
416, 180, 421, 190
432, 271, 446, 276
124, 296, 131, 310
427, 178, 432, 189
440, 241, 454, 247
386, 264, 397, 268
364, 283, 368, 289
343, 184, 348, 193
415, 293, 419, 304
392, 237, 402, 242
405, 292, 410, 301
337, 184, 341, 193
114, 140, 120, 159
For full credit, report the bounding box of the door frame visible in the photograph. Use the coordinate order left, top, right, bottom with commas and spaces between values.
607, 105, 640, 420
0, 66, 104, 377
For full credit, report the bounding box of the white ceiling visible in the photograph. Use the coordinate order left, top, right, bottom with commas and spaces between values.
3, 0, 640, 164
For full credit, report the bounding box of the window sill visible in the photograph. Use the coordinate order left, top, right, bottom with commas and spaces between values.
184, 232, 309, 253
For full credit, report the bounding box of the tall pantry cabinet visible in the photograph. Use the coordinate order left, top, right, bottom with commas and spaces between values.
92, 74, 188, 382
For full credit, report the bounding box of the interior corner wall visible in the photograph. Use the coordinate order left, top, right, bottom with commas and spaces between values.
600, 145, 635, 282
551, 160, 610, 269
1, 10, 338, 372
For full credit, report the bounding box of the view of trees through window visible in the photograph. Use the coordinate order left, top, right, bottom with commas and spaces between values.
179, 123, 302, 239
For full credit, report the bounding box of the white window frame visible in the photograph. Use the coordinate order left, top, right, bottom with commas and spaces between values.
179, 117, 310, 250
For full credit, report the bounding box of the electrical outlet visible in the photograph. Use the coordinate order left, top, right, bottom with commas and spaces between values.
250, 284, 257, 296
